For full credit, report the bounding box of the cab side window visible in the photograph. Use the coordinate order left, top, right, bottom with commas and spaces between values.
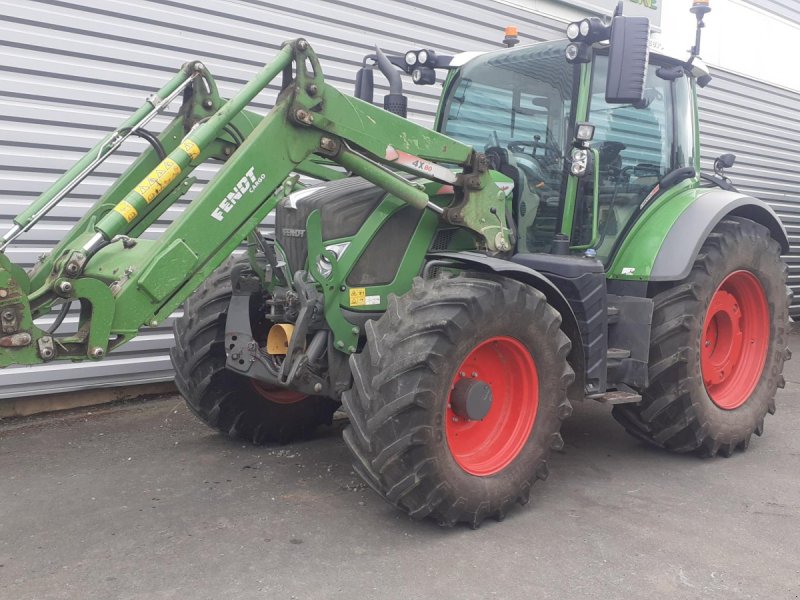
574, 57, 674, 259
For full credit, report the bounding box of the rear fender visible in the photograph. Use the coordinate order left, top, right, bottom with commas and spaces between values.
609, 188, 789, 282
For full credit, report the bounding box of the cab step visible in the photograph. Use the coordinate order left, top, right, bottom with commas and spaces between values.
590, 390, 642, 405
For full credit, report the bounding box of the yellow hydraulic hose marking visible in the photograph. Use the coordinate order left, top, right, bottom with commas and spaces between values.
114, 201, 138, 223
180, 139, 201, 160
134, 158, 181, 204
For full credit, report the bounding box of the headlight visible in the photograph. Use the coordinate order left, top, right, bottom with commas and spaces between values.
579, 19, 591, 37
404, 51, 417, 66
570, 148, 589, 176
417, 49, 429, 65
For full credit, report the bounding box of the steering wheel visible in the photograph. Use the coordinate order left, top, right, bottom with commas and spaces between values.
507, 138, 561, 158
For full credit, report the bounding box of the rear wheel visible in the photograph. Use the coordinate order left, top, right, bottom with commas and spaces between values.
171, 257, 338, 444
613, 217, 791, 456
341, 275, 574, 527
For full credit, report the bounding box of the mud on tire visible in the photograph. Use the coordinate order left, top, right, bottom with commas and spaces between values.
170, 257, 338, 444
612, 217, 791, 456
341, 275, 574, 527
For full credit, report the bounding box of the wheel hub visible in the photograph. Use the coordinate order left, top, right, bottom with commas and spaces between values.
450, 378, 493, 421
701, 270, 769, 410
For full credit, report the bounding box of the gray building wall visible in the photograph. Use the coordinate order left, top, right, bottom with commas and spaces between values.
753, 0, 800, 22
0, 0, 798, 397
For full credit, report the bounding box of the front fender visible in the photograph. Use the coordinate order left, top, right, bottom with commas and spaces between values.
609, 187, 789, 282
427, 251, 586, 398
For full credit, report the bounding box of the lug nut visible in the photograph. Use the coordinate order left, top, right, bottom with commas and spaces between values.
2, 310, 14, 321
90, 347, 104, 359
0, 289, 7, 298
314, 383, 323, 393
58, 281, 73, 294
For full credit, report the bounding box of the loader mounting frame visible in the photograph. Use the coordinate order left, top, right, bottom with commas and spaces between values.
0, 39, 511, 368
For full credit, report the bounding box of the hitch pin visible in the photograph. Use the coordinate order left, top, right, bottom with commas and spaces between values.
0, 72, 200, 253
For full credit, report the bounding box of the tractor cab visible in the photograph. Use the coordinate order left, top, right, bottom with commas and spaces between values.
435, 28, 704, 263
362, 7, 710, 265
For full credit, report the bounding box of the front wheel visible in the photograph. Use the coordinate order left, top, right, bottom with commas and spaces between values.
171, 257, 338, 445
341, 275, 574, 527
613, 217, 791, 456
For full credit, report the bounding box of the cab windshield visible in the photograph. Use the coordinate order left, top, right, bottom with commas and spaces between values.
439, 42, 575, 252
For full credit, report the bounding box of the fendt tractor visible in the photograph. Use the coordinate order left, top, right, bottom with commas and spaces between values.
0, 1, 791, 527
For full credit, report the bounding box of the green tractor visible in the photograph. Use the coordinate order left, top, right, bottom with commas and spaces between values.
0, 1, 790, 527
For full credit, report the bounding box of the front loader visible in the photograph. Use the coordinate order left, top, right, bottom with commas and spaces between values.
0, 1, 791, 527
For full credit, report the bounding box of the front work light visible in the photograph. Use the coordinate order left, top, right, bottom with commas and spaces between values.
403, 49, 436, 69
565, 42, 592, 64
566, 22, 581, 41
565, 17, 610, 44
575, 123, 596, 143
412, 67, 436, 85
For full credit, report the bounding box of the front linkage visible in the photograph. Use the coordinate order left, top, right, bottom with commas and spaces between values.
0, 39, 511, 368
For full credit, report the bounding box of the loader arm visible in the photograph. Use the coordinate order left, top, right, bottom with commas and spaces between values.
0, 39, 510, 367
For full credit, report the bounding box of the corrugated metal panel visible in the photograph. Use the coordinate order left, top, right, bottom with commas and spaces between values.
0, 0, 565, 397
746, 0, 800, 23
697, 67, 800, 315
2, 0, 800, 398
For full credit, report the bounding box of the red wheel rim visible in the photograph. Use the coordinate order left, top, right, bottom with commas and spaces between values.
250, 381, 308, 405
445, 336, 538, 476
701, 270, 769, 410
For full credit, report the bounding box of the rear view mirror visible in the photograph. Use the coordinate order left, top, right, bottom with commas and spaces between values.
606, 16, 650, 104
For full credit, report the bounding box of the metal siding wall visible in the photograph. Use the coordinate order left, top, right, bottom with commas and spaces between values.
747, 0, 800, 23
0, 0, 565, 397
2, 0, 800, 398
698, 67, 800, 315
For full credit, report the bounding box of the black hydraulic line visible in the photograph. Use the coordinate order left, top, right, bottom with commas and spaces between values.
47, 301, 71, 334
119, 127, 167, 159
226, 122, 246, 146
222, 124, 245, 146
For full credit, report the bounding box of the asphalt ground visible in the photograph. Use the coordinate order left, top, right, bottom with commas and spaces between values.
2, 334, 799, 599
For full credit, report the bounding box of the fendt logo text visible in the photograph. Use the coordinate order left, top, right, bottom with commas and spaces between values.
211, 166, 266, 222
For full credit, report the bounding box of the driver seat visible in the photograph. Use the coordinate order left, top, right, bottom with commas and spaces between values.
507, 153, 541, 253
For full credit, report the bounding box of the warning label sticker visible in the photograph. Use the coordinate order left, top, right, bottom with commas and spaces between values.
134, 158, 181, 204
349, 288, 366, 307
180, 139, 201, 160
114, 200, 138, 223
